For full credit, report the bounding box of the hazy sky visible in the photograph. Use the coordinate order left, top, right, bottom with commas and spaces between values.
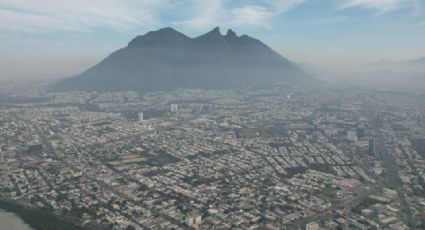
1, 0, 425, 80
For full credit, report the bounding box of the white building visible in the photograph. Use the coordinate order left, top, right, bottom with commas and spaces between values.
347, 130, 358, 142
0, 146, 8, 171
306, 221, 319, 230
170, 104, 178, 112
138, 112, 144, 121
186, 214, 202, 229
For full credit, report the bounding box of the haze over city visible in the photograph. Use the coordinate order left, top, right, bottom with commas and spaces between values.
1, 1, 425, 230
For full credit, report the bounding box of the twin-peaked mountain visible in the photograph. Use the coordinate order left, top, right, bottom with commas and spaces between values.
52, 27, 313, 92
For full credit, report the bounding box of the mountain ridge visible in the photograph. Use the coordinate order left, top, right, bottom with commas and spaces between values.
51, 27, 314, 92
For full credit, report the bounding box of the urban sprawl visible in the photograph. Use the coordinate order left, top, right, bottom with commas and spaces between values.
0, 83, 424, 230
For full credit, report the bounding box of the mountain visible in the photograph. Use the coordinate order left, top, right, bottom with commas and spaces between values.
376, 57, 425, 65
408, 57, 425, 64
51, 27, 313, 92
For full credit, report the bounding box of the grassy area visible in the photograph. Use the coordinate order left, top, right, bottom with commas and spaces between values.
320, 186, 342, 206
321, 186, 338, 197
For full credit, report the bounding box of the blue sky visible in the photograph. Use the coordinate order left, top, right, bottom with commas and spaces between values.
0, 0, 424, 80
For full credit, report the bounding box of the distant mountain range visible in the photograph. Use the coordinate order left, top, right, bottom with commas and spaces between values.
341, 57, 425, 92
374, 57, 425, 66
408, 57, 425, 64
51, 27, 313, 92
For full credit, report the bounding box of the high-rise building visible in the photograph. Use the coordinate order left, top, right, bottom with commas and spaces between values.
0, 147, 4, 162
138, 112, 144, 121
170, 104, 178, 112
306, 221, 319, 230
347, 130, 358, 142
357, 127, 365, 138
186, 214, 202, 229
0, 146, 7, 171
369, 139, 375, 155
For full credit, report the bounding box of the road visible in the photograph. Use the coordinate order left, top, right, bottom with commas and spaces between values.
375, 137, 414, 227
368, 104, 414, 227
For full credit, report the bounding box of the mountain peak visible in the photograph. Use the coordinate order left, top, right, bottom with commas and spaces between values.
193, 26, 225, 44
226, 29, 238, 39
210, 26, 222, 35
155, 27, 180, 34
128, 27, 190, 48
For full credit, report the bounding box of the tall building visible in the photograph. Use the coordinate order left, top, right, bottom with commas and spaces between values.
357, 127, 365, 138
369, 139, 375, 155
0, 147, 4, 162
0, 146, 7, 171
347, 130, 358, 142
138, 112, 144, 121
170, 104, 178, 112
186, 214, 202, 229
306, 221, 319, 230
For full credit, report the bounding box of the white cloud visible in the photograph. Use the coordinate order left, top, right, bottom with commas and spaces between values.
230, 5, 274, 28
0, 0, 307, 33
340, 0, 415, 13
304, 16, 349, 26
0, 0, 167, 32
0, 0, 422, 33
269, 0, 306, 14
176, 0, 305, 30
174, 0, 226, 29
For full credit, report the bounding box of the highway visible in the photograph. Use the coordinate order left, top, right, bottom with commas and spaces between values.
369, 104, 414, 227
375, 137, 414, 227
